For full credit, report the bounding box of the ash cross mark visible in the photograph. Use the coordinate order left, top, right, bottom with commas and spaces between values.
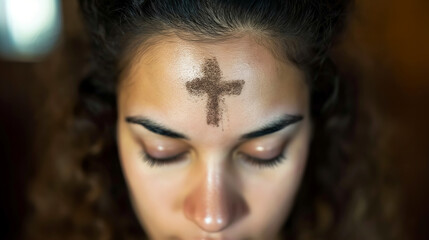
186, 57, 245, 127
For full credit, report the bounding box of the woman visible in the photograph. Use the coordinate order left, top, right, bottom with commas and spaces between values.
26, 0, 400, 239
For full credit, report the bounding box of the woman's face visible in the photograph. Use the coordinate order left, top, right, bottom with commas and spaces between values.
117, 35, 311, 240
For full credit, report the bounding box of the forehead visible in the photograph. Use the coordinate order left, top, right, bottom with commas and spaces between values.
119, 35, 308, 141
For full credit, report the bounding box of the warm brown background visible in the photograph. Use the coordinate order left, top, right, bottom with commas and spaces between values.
0, 1, 428, 239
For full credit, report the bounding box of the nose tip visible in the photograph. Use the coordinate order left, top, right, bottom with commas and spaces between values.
191, 214, 231, 232
184, 189, 246, 232
183, 172, 247, 232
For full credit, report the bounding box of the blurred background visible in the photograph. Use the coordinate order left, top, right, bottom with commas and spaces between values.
0, 0, 428, 239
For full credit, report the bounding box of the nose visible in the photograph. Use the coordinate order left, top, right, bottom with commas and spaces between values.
183, 167, 247, 232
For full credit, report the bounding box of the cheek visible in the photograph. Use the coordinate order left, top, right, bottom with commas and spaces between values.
117, 122, 185, 236
243, 162, 306, 236
242, 123, 311, 235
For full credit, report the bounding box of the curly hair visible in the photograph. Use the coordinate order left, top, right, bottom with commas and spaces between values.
25, 0, 401, 239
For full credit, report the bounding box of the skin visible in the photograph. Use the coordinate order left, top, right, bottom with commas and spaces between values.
117, 34, 312, 240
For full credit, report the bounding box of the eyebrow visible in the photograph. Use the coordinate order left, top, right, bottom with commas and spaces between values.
125, 114, 303, 140
125, 116, 189, 139
239, 114, 303, 139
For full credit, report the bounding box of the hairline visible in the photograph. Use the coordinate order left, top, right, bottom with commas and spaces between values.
117, 28, 308, 90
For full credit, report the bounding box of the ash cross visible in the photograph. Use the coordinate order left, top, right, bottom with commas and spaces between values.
186, 57, 245, 127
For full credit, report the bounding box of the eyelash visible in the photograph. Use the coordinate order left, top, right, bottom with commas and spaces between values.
140, 150, 286, 168
237, 152, 286, 168
140, 151, 187, 167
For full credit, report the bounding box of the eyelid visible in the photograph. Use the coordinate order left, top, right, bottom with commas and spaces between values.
236, 136, 291, 168
239, 142, 285, 160
237, 130, 292, 158
141, 150, 188, 167
236, 151, 286, 168
143, 139, 189, 158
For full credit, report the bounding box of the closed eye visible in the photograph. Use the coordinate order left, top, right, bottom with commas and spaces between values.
236, 152, 286, 168
140, 151, 188, 167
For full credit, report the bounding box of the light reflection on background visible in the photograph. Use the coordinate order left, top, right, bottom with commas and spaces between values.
0, 0, 61, 61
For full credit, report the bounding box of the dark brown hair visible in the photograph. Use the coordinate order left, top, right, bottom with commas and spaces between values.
25, 0, 401, 239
